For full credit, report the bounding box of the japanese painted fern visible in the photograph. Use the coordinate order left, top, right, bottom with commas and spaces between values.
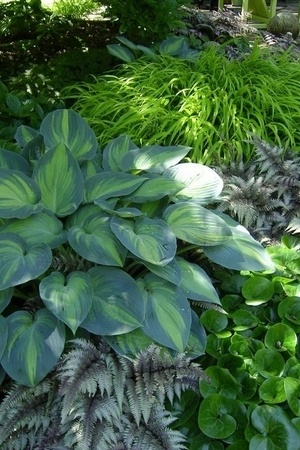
0, 339, 207, 450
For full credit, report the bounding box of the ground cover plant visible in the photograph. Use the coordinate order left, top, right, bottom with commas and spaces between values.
66, 38, 300, 165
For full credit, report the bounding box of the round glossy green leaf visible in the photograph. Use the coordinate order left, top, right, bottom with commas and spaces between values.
0, 210, 67, 249
81, 266, 145, 335
0, 233, 52, 290
254, 348, 285, 378
284, 377, 300, 416
102, 135, 139, 172
285, 357, 300, 378
198, 394, 238, 439
84, 172, 147, 203
200, 366, 240, 399
110, 216, 176, 266
259, 377, 286, 404
40, 109, 98, 162
250, 405, 300, 450
230, 309, 259, 331
0, 168, 42, 219
164, 202, 232, 246
33, 143, 84, 217
177, 257, 221, 304
68, 205, 127, 266
126, 175, 186, 203
236, 372, 257, 401
278, 297, 300, 325
265, 323, 297, 354
189, 434, 225, 450
164, 163, 223, 204
0, 315, 8, 360
1, 308, 65, 386
0, 148, 30, 173
105, 328, 154, 359
200, 309, 228, 334
121, 145, 191, 174
0, 287, 13, 313
229, 335, 252, 358
227, 441, 249, 450
204, 226, 275, 271
139, 274, 191, 352
39, 271, 93, 334
242, 276, 274, 305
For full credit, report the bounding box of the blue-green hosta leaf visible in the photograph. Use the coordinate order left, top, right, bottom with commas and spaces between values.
81, 266, 145, 335
159, 36, 187, 56
164, 163, 223, 204
84, 172, 147, 203
39, 271, 93, 334
14, 125, 39, 148
176, 257, 221, 304
102, 135, 139, 172
0, 288, 14, 313
126, 175, 186, 203
21, 134, 46, 166
0, 168, 42, 219
203, 214, 275, 271
0, 315, 8, 360
0, 148, 30, 173
67, 205, 127, 266
164, 202, 232, 246
116, 36, 139, 50
121, 145, 191, 174
1, 308, 65, 386
105, 328, 155, 359
139, 274, 191, 352
187, 310, 207, 359
0, 210, 67, 249
141, 257, 182, 286
95, 200, 144, 218
110, 216, 176, 266
80, 159, 102, 180
0, 233, 52, 290
40, 109, 98, 162
107, 44, 135, 62
33, 143, 84, 217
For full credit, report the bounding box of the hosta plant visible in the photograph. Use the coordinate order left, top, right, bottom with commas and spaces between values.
0, 108, 273, 389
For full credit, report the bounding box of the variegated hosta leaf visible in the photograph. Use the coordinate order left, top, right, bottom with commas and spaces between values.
176, 256, 221, 304
203, 212, 276, 271
121, 144, 191, 173
0, 168, 43, 219
107, 44, 135, 62
33, 143, 84, 217
67, 204, 127, 266
138, 274, 191, 352
1, 308, 65, 386
80, 159, 102, 180
110, 216, 176, 266
40, 109, 98, 162
140, 257, 182, 286
0, 210, 67, 249
81, 266, 145, 335
159, 35, 187, 56
0, 315, 8, 360
84, 172, 147, 203
186, 310, 207, 359
0, 148, 30, 173
102, 135, 139, 172
105, 328, 155, 358
0, 233, 52, 290
126, 175, 186, 203
163, 201, 232, 246
14, 124, 39, 148
0, 287, 14, 313
95, 199, 144, 218
164, 163, 223, 204
39, 271, 93, 334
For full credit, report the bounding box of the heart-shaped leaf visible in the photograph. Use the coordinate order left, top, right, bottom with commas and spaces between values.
0, 315, 8, 360
40, 109, 98, 161
139, 274, 191, 352
1, 308, 65, 386
141, 257, 182, 286
81, 266, 145, 335
39, 271, 93, 334
0, 288, 14, 313
164, 201, 232, 246
126, 175, 186, 203
176, 256, 221, 304
121, 144, 191, 173
164, 163, 223, 204
284, 377, 300, 416
265, 323, 297, 354
0, 148, 30, 173
102, 135, 139, 172
0, 168, 42, 219
33, 143, 84, 217
0, 233, 52, 290
0, 210, 67, 249
14, 125, 39, 147
67, 205, 127, 266
110, 216, 176, 266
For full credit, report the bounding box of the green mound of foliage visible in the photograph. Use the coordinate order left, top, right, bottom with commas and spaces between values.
66, 42, 300, 165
